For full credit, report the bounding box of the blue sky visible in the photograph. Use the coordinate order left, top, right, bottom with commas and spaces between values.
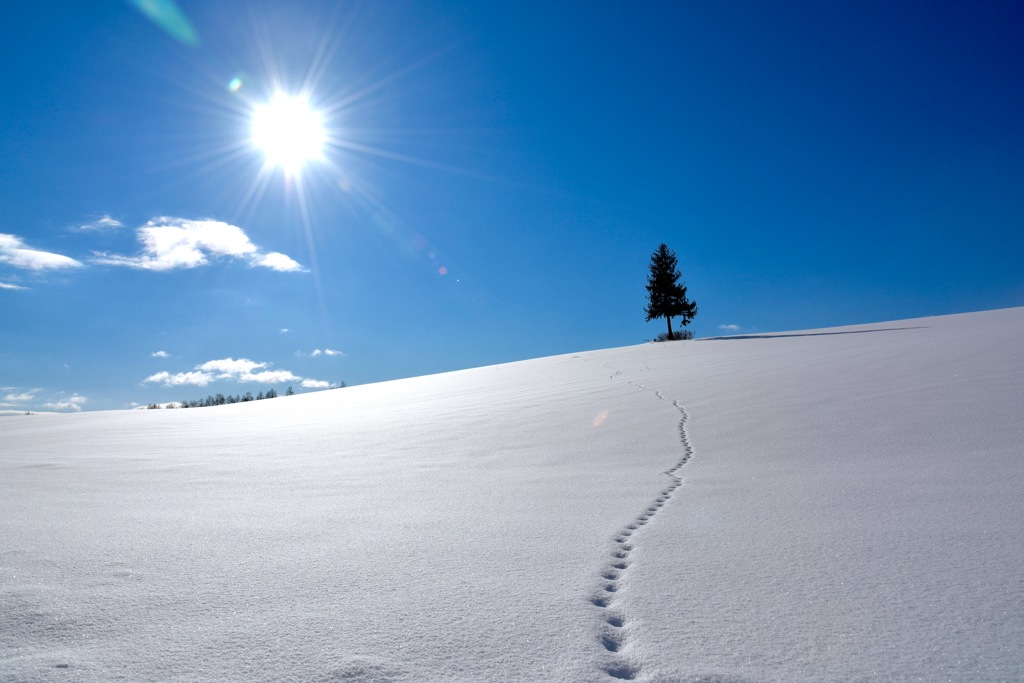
2, 0, 1022, 413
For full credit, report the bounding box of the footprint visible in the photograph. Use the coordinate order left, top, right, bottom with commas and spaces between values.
593, 378, 693, 681
600, 631, 625, 653
604, 662, 639, 680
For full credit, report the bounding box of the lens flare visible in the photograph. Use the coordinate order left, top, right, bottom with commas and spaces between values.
126, 0, 199, 46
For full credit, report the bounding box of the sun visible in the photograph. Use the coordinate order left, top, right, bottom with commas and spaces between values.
251, 92, 326, 174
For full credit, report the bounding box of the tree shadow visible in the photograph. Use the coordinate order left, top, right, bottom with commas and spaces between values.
700, 326, 928, 341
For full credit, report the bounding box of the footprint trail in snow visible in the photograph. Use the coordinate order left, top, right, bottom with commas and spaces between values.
590, 375, 694, 680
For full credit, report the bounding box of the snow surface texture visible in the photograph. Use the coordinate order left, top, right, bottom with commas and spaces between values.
2, 308, 1023, 682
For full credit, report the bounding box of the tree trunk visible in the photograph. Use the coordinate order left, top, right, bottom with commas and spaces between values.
666, 316, 674, 340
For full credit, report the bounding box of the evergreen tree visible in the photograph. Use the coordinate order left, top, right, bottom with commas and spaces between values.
644, 243, 697, 340
286, 386, 295, 396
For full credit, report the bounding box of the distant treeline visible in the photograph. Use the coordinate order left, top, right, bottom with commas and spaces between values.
146, 386, 293, 409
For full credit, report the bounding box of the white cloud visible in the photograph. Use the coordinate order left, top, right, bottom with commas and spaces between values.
0, 281, 28, 290
152, 350, 170, 358
244, 370, 301, 384
76, 215, 123, 231
311, 348, 344, 357
301, 379, 331, 389
0, 233, 82, 270
279, 328, 289, 334
2, 389, 87, 412
42, 394, 87, 412
145, 357, 302, 387
43, 401, 83, 412
198, 358, 267, 375
718, 324, 742, 331
256, 252, 304, 272
93, 217, 304, 272
144, 370, 215, 387
200, 358, 300, 384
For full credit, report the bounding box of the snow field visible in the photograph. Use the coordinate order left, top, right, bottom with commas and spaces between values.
2, 307, 1023, 681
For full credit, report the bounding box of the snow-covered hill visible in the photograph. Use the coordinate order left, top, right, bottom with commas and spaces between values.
3, 308, 1023, 682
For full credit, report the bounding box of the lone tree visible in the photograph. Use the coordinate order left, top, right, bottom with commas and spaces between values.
645, 243, 698, 340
